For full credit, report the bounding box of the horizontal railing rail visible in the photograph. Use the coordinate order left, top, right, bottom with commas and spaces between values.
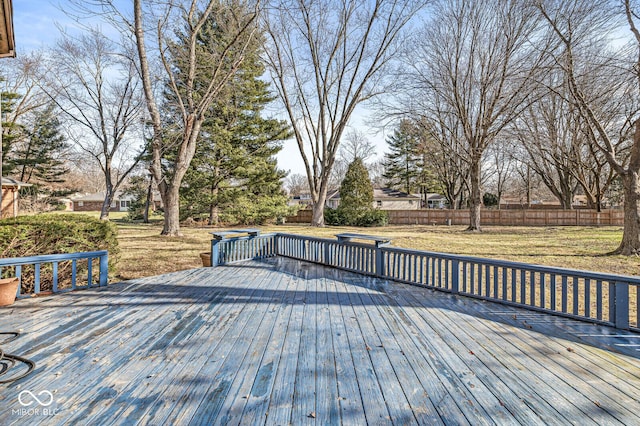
0, 250, 109, 298
215, 232, 640, 331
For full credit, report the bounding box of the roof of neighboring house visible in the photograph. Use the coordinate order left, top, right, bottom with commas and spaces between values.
426, 193, 447, 201
1, 177, 31, 188
373, 188, 420, 200
72, 190, 163, 203
72, 191, 132, 202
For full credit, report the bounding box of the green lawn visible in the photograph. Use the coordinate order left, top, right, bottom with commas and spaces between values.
112, 221, 640, 280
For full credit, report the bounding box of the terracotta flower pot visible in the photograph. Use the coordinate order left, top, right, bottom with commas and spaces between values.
200, 252, 212, 267
0, 277, 19, 306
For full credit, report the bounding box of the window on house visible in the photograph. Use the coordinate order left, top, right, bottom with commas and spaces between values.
78, 201, 83, 207
120, 200, 131, 208
376, 200, 382, 207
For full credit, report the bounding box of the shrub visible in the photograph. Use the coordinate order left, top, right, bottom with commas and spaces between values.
483, 192, 499, 207
324, 208, 345, 226
355, 209, 388, 227
0, 214, 119, 292
226, 194, 297, 225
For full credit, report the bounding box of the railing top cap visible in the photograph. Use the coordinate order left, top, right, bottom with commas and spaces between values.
211, 228, 261, 240
335, 233, 392, 243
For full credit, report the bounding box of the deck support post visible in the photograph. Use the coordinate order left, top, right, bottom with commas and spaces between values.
273, 234, 279, 257
375, 242, 385, 277
99, 254, 109, 286
211, 239, 221, 267
614, 282, 629, 329
451, 260, 460, 294
324, 241, 330, 264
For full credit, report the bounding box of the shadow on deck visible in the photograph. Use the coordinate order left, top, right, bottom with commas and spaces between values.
1, 257, 639, 425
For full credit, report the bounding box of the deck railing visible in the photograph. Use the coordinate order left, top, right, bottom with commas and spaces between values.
214, 232, 640, 331
0, 250, 109, 298
210, 233, 277, 266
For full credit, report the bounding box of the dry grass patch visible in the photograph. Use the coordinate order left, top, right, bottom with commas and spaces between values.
114, 222, 640, 280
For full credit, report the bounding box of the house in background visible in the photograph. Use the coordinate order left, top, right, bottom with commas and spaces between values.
425, 193, 449, 209
1, 177, 31, 218
71, 191, 163, 212
326, 187, 421, 210
71, 191, 134, 212
288, 193, 314, 208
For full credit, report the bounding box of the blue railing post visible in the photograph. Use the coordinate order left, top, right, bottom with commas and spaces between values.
99, 253, 109, 286
451, 260, 460, 294
211, 239, 221, 267
375, 242, 385, 277
324, 241, 330, 264
614, 282, 629, 329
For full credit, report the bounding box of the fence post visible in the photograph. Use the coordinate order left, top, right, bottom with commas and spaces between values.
99, 253, 109, 287
451, 260, 460, 294
614, 282, 629, 329
324, 241, 330, 264
211, 239, 221, 267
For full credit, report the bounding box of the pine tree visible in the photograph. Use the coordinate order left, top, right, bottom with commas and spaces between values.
1, 89, 25, 176
329, 158, 387, 226
10, 103, 68, 184
176, 14, 291, 225
383, 120, 422, 194
339, 158, 374, 217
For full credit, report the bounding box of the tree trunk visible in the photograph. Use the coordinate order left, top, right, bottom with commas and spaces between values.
100, 185, 114, 221
311, 187, 329, 227
208, 169, 220, 226
143, 176, 152, 224
467, 156, 482, 231
208, 188, 219, 226
161, 184, 182, 236
614, 171, 640, 254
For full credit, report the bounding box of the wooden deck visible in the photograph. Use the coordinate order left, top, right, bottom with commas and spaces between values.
2, 257, 640, 425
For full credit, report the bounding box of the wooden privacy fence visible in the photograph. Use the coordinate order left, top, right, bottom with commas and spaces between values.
286, 208, 624, 226
213, 232, 640, 331
0, 250, 109, 297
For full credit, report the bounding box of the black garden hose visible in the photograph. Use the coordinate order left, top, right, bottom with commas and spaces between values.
0, 332, 36, 384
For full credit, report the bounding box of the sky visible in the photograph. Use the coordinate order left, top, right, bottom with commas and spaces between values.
7, 0, 390, 179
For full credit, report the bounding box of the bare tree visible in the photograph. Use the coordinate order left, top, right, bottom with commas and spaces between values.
263, 0, 427, 226
413, 106, 470, 209
510, 93, 580, 209
339, 129, 377, 164
538, 0, 640, 254
331, 129, 378, 188
483, 138, 517, 209
286, 173, 310, 196
41, 28, 144, 220
0, 52, 50, 133
403, 0, 550, 230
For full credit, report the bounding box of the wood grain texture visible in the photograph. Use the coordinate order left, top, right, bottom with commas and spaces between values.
1, 258, 640, 425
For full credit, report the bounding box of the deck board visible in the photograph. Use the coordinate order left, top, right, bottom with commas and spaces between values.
2, 257, 640, 425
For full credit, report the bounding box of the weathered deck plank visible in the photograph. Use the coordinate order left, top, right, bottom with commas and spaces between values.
1, 257, 640, 425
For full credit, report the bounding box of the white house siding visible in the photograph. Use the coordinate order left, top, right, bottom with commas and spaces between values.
374, 200, 420, 210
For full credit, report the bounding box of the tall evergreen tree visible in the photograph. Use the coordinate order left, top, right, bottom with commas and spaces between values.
10, 103, 68, 184
176, 14, 291, 225
1, 89, 25, 177
339, 158, 374, 217
383, 120, 422, 194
